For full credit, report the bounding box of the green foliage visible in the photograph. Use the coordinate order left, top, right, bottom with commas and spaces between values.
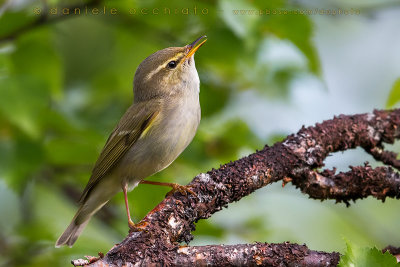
0, 10, 37, 38
386, 78, 400, 108
339, 240, 399, 267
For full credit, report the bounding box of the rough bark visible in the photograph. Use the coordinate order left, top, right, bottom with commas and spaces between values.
173, 243, 340, 266
73, 109, 400, 266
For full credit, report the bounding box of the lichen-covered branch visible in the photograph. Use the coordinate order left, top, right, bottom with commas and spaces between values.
73, 242, 341, 266
80, 109, 400, 266
365, 146, 400, 170
291, 164, 400, 206
173, 242, 340, 267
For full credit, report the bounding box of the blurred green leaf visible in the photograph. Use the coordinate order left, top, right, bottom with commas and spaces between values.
182, 119, 263, 165
262, 13, 319, 74
199, 83, 229, 118
0, 10, 37, 39
2, 135, 44, 192
45, 138, 98, 165
0, 76, 49, 138
338, 241, 399, 267
386, 78, 400, 108
11, 29, 63, 99
219, 0, 259, 39
193, 219, 225, 238
55, 16, 114, 85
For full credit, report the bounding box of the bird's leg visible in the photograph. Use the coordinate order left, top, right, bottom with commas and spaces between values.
122, 182, 135, 230
122, 183, 148, 232
139, 180, 196, 197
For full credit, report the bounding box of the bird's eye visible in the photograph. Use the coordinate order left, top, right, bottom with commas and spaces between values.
167, 61, 177, 69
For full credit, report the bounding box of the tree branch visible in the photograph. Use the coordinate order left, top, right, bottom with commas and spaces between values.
0, 0, 101, 42
365, 146, 400, 171
291, 164, 400, 206
74, 109, 400, 266
73, 242, 341, 266
173, 242, 340, 266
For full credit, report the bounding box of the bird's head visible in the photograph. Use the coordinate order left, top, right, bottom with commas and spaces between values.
133, 36, 207, 102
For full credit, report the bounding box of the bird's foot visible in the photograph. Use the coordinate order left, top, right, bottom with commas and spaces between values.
139, 180, 197, 197
166, 183, 196, 197
128, 220, 149, 233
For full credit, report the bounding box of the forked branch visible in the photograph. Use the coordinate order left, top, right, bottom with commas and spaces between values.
75, 109, 400, 266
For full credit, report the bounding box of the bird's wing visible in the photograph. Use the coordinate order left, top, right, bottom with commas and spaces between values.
78, 100, 161, 203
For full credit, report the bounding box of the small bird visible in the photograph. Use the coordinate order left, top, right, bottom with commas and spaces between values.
56, 36, 207, 247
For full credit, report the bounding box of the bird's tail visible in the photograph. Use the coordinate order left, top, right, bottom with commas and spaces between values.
55, 206, 90, 248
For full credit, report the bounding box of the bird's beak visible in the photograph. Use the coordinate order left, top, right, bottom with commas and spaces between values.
185, 35, 207, 59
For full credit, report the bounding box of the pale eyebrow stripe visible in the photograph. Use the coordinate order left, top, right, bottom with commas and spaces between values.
145, 53, 185, 81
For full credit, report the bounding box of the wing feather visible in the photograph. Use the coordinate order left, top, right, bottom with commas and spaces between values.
78, 100, 161, 203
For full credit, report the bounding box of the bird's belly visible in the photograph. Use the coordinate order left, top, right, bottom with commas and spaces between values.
115, 103, 200, 184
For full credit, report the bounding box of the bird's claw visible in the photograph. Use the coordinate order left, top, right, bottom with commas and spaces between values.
166, 183, 197, 197
128, 220, 149, 233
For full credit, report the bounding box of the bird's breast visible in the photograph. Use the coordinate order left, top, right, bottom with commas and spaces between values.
118, 96, 200, 181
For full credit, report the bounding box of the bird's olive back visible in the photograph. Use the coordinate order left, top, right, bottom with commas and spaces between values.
133, 46, 195, 102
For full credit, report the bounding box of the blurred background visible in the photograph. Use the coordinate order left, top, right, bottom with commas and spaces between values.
1, 0, 400, 265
